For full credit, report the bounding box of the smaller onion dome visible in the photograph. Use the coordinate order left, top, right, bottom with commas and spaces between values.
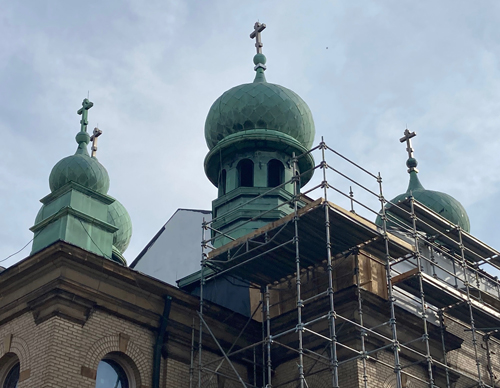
204, 53, 315, 151
376, 156, 470, 232
107, 198, 133, 254
49, 129, 110, 194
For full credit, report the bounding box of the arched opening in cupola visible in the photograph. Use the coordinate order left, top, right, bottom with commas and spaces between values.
237, 159, 254, 187
267, 159, 284, 187
218, 169, 227, 196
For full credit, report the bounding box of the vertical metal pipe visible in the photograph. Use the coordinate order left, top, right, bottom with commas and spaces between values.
452, 257, 459, 289
355, 253, 368, 388
484, 334, 495, 388
349, 185, 355, 213
320, 139, 339, 387
438, 310, 451, 388
409, 195, 434, 387
262, 288, 266, 387
265, 285, 273, 387
458, 227, 484, 385
190, 318, 195, 388
253, 346, 257, 387
377, 173, 402, 388
198, 219, 208, 388
430, 244, 437, 279
292, 153, 305, 388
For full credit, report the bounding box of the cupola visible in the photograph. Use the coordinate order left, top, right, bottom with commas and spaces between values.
204, 23, 316, 247
31, 99, 132, 264
376, 129, 470, 232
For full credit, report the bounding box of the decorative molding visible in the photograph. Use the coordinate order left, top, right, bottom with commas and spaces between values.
28, 288, 95, 326
3, 335, 12, 354
19, 368, 30, 382
81, 366, 97, 380
83, 334, 150, 385
119, 333, 130, 353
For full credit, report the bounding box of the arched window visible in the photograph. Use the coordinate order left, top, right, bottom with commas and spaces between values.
95, 359, 128, 388
267, 159, 284, 187
0, 354, 19, 388
3, 364, 18, 388
95, 353, 137, 388
237, 159, 254, 187
218, 169, 227, 196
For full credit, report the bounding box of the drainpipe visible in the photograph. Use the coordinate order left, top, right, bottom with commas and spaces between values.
152, 295, 172, 388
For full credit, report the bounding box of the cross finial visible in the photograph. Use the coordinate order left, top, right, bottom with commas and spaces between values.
250, 22, 266, 54
90, 127, 102, 157
400, 128, 417, 159
77, 98, 94, 133
400, 128, 419, 173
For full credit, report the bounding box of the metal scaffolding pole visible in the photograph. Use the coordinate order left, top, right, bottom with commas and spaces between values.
198, 218, 208, 388
409, 194, 435, 387
265, 285, 272, 388
262, 289, 266, 387
438, 310, 451, 388
320, 139, 339, 387
292, 153, 305, 388
458, 226, 485, 386
378, 172, 403, 388
354, 252, 368, 388
190, 318, 196, 388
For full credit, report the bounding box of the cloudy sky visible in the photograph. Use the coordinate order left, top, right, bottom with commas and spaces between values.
1, 1, 500, 267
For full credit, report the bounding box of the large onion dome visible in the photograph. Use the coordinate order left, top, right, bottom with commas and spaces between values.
204, 53, 316, 188
376, 157, 470, 232
49, 130, 110, 194
204, 53, 315, 151
107, 198, 132, 254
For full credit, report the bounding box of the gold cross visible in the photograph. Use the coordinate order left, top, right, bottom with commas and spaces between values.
90, 127, 102, 157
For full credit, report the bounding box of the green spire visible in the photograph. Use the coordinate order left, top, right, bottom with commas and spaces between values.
406, 159, 424, 193
400, 129, 424, 193
253, 53, 267, 83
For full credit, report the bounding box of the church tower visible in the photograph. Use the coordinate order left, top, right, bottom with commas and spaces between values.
204, 23, 316, 247
30, 98, 132, 264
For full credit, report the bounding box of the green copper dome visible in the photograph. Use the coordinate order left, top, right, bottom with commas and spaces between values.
49, 130, 110, 194
376, 157, 470, 232
107, 198, 132, 254
205, 54, 315, 150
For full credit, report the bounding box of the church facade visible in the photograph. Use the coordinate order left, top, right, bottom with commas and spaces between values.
1, 22, 500, 388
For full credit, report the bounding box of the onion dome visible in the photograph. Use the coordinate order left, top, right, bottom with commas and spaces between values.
204, 53, 315, 151
204, 53, 316, 187
49, 118, 110, 195
107, 198, 132, 254
376, 152, 470, 232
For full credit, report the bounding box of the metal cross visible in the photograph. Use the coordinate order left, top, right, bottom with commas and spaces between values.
77, 98, 94, 133
90, 127, 102, 157
400, 128, 417, 159
250, 22, 266, 54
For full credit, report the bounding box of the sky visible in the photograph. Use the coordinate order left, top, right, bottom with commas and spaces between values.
1, 0, 500, 268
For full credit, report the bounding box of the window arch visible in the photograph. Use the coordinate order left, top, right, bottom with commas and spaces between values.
0, 354, 19, 388
237, 159, 254, 187
218, 169, 227, 196
267, 159, 284, 187
95, 353, 138, 388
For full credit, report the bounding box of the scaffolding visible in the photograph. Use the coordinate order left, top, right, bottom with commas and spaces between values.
191, 140, 500, 388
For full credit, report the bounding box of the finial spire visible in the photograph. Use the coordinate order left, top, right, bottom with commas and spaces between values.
90, 127, 102, 157
77, 98, 94, 133
400, 128, 418, 173
250, 22, 266, 54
